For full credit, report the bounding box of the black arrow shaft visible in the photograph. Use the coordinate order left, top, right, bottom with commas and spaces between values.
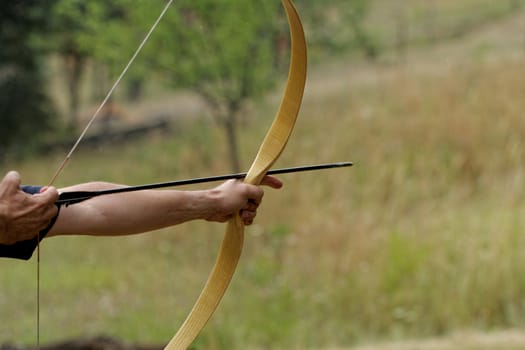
56, 162, 353, 206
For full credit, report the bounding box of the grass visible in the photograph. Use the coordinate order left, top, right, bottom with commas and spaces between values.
3, 5, 525, 350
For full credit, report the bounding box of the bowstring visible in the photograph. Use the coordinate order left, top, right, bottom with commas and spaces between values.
37, 232, 40, 350
36, 1, 174, 348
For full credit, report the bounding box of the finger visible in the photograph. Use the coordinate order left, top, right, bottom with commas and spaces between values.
240, 209, 257, 221
243, 184, 264, 205
243, 200, 259, 212
241, 212, 255, 225
1, 171, 22, 192
259, 175, 283, 189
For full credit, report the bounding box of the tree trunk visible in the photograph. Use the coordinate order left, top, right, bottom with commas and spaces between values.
224, 112, 241, 173
200, 92, 242, 173
348, 14, 377, 60
394, 1, 408, 62
64, 52, 86, 131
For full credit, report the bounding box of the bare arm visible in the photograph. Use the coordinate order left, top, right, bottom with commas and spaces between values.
49, 176, 282, 237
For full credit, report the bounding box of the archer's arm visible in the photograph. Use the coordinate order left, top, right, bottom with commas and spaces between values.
48, 177, 282, 237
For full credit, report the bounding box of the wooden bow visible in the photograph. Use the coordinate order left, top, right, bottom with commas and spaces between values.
164, 0, 307, 348
41, 1, 306, 348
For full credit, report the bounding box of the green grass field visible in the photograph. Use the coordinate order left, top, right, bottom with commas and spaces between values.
2, 3, 525, 350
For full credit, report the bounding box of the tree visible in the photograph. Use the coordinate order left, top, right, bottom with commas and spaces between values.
44, 0, 372, 170
49, 0, 134, 130
140, 0, 283, 172
146, 0, 375, 171
0, 1, 57, 161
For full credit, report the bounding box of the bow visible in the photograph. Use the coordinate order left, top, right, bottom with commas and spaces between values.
164, 0, 307, 348
40, 1, 306, 348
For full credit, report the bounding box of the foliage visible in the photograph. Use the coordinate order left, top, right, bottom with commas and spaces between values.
300, 0, 377, 59
49, 0, 135, 128
45, 0, 285, 170
0, 68, 55, 162
0, 1, 57, 161
142, 0, 283, 171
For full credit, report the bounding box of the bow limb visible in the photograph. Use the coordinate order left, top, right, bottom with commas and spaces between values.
164, 0, 307, 349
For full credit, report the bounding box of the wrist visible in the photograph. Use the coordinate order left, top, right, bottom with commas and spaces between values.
201, 189, 222, 222
182, 189, 219, 222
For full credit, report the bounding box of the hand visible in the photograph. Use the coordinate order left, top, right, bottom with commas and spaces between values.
205, 175, 282, 225
0, 171, 59, 244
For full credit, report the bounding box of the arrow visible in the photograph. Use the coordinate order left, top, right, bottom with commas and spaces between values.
56, 162, 353, 206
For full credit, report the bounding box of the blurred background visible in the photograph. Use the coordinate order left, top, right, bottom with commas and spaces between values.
1, 0, 525, 349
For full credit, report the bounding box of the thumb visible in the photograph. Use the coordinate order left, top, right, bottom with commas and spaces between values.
36, 186, 59, 203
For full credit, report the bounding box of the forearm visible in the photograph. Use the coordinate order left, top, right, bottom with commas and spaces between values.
48, 176, 277, 237
50, 182, 217, 236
